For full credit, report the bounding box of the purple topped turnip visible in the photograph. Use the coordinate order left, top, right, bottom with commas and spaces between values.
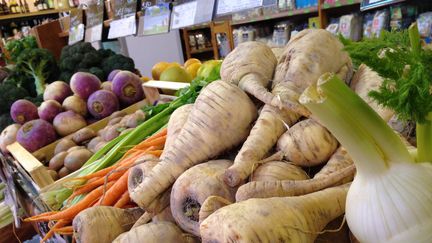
70, 72, 101, 100
62, 96, 88, 117
38, 100, 63, 122
10, 99, 39, 124
16, 119, 57, 152
53, 111, 87, 137
107, 69, 121, 81
43, 81, 72, 103
87, 90, 119, 119
101, 81, 112, 91
112, 71, 144, 106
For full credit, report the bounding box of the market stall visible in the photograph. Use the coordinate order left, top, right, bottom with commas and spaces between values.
1, 0, 432, 243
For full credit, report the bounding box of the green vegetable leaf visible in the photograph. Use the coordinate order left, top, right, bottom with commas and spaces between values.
341, 30, 432, 123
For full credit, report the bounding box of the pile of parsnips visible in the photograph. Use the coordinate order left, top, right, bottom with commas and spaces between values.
72, 28, 432, 243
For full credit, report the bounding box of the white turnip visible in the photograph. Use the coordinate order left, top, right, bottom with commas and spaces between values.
53, 111, 87, 136
43, 81, 72, 103
70, 72, 101, 100
10, 99, 38, 124
87, 90, 119, 119
16, 119, 57, 152
38, 100, 63, 122
0, 124, 20, 154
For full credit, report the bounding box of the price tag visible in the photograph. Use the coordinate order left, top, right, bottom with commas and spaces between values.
85, 24, 103, 42
171, 1, 197, 29
194, 0, 215, 25
69, 8, 84, 45
216, 0, 263, 15
85, 0, 104, 42
108, 15, 137, 39
138, 3, 171, 36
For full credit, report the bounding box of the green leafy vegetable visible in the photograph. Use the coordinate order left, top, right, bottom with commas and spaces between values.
4, 36, 38, 63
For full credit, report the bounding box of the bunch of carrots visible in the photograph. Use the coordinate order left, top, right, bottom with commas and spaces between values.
25, 128, 168, 242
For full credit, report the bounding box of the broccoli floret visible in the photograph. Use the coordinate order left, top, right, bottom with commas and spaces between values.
15, 48, 58, 96
89, 67, 105, 81
101, 54, 135, 75
0, 82, 29, 114
97, 48, 115, 58
0, 114, 14, 131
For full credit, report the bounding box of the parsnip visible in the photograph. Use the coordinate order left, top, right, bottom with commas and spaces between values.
73, 206, 143, 243
224, 104, 299, 187
170, 160, 237, 236
314, 146, 353, 180
350, 64, 394, 122
277, 119, 338, 166
251, 161, 309, 182
236, 165, 355, 201
163, 104, 193, 152
200, 184, 350, 243
130, 81, 257, 212
221, 41, 277, 106
113, 222, 193, 243
198, 195, 232, 224
152, 206, 176, 224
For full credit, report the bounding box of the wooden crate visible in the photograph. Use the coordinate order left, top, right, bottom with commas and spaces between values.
6, 82, 189, 191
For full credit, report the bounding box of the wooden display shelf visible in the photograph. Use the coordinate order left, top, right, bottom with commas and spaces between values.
322, 0, 362, 9
0, 8, 75, 21
190, 47, 213, 54
231, 6, 318, 26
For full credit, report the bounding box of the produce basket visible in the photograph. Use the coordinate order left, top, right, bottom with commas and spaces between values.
6, 81, 189, 194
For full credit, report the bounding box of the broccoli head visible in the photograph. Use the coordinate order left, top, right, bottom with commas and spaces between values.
97, 48, 115, 58
15, 48, 59, 96
0, 114, 14, 132
101, 54, 135, 75
89, 67, 105, 81
0, 82, 29, 114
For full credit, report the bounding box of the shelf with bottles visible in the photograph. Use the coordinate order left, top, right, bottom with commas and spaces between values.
0, 0, 74, 22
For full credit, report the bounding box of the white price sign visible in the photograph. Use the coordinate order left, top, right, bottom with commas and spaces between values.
170, 1, 197, 29
69, 24, 85, 45
216, 0, 263, 15
108, 15, 137, 39
85, 24, 103, 42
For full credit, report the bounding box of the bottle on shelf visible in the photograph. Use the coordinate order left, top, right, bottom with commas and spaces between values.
42, 0, 47, 9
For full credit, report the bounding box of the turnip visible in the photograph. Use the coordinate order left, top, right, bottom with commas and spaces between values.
70, 72, 101, 100
53, 111, 87, 136
62, 96, 87, 117
107, 69, 121, 81
43, 81, 72, 103
0, 124, 21, 154
101, 81, 112, 91
112, 71, 144, 106
200, 184, 349, 243
16, 119, 57, 152
87, 90, 119, 119
130, 81, 257, 212
10, 99, 38, 124
38, 100, 63, 122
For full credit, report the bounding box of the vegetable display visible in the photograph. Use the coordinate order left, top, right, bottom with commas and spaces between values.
12, 26, 432, 243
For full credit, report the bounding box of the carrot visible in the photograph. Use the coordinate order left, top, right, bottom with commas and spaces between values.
80, 151, 141, 180
200, 184, 350, 243
134, 135, 166, 149
54, 226, 73, 235
40, 219, 70, 242
146, 150, 163, 157
114, 191, 130, 208
99, 170, 130, 206
130, 81, 258, 212
26, 182, 115, 222
67, 171, 124, 202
